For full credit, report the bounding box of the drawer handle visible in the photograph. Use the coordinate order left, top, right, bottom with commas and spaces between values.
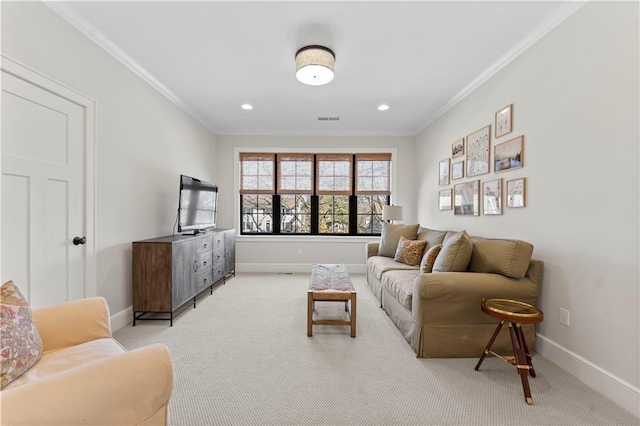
203, 261, 207, 266
217, 255, 221, 260
193, 260, 198, 271
204, 278, 208, 283
203, 243, 208, 248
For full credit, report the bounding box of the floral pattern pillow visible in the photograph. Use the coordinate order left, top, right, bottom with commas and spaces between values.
1, 281, 43, 389
420, 244, 443, 273
393, 236, 427, 266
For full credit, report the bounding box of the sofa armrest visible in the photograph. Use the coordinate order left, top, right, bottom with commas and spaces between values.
412, 272, 539, 325
365, 242, 380, 259
1, 344, 174, 425
33, 297, 112, 352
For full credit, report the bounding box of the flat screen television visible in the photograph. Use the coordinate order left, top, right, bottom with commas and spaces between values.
177, 174, 218, 234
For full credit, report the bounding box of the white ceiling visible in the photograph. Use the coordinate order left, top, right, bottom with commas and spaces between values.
50, 1, 582, 136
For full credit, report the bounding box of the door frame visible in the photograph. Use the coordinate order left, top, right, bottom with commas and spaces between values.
1, 54, 97, 298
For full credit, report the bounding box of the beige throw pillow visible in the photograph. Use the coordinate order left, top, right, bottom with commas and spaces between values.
1, 281, 44, 389
433, 231, 473, 272
420, 243, 443, 273
394, 236, 427, 266
468, 239, 534, 279
378, 222, 420, 258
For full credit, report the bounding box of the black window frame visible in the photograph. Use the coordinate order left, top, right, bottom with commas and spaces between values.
240, 153, 390, 236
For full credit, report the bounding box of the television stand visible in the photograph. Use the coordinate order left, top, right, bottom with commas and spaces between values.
132, 228, 236, 326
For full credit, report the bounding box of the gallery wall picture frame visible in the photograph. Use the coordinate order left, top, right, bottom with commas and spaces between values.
507, 177, 526, 208
438, 189, 452, 211
466, 125, 490, 177
452, 139, 465, 158
439, 158, 450, 186
495, 104, 513, 138
451, 160, 464, 180
483, 179, 502, 215
454, 180, 480, 216
494, 135, 524, 172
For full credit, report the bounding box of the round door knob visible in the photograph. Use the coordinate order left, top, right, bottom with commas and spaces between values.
73, 237, 86, 245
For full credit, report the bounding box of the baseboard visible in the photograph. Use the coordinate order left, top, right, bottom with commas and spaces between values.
536, 333, 640, 418
237, 263, 366, 274
110, 305, 132, 332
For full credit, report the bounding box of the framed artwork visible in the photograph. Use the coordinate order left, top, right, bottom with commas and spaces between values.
452, 139, 464, 158
494, 135, 523, 172
483, 179, 502, 215
495, 104, 513, 138
507, 177, 526, 208
454, 180, 480, 216
466, 126, 490, 177
438, 158, 450, 186
451, 160, 464, 180
438, 189, 452, 211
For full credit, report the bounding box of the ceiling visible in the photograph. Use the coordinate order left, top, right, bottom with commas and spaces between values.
50, 1, 580, 136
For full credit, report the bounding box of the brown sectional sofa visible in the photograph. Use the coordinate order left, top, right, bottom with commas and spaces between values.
366, 225, 543, 358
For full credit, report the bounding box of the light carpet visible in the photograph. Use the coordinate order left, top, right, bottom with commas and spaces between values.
114, 273, 639, 425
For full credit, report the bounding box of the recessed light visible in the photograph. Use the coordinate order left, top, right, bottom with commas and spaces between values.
241, 104, 253, 110
378, 104, 390, 111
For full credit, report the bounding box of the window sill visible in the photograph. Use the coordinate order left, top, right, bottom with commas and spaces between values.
237, 235, 380, 243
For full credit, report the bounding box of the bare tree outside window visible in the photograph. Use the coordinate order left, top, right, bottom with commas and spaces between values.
280, 195, 311, 233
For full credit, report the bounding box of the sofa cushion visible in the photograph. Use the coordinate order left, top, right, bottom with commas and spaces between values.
368, 256, 419, 280
416, 228, 447, 251
382, 270, 420, 311
5, 338, 125, 390
378, 222, 420, 258
394, 237, 427, 266
420, 244, 443, 273
0, 281, 44, 389
468, 239, 534, 279
433, 231, 473, 272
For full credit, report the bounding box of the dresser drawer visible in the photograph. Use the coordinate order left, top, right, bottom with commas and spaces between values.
213, 232, 225, 250
196, 268, 214, 292
198, 251, 213, 271
196, 235, 213, 254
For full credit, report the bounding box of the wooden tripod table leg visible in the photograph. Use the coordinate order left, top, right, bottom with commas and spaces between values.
509, 322, 534, 405
516, 323, 536, 377
475, 321, 504, 371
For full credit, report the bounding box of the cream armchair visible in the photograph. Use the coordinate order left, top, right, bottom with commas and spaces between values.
1, 297, 174, 425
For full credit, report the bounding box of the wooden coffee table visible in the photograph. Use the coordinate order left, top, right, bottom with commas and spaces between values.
307, 264, 356, 338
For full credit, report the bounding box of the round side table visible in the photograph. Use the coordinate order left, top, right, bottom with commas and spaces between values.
474, 298, 544, 405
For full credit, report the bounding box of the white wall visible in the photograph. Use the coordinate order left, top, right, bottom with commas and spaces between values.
2, 2, 217, 315
415, 1, 639, 414
215, 135, 414, 272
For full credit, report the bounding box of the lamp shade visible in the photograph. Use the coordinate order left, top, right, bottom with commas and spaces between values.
295, 45, 335, 86
382, 205, 403, 221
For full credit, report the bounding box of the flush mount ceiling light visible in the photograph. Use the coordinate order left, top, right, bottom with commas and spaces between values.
241, 103, 253, 110
378, 104, 390, 111
295, 45, 335, 86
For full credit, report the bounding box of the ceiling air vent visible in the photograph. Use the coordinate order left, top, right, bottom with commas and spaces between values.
318, 117, 340, 121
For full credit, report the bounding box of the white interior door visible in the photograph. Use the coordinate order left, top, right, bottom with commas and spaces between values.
1, 70, 85, 308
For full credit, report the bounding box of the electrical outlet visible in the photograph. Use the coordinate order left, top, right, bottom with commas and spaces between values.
560, 308, 570, 326
297, 248, 303, 255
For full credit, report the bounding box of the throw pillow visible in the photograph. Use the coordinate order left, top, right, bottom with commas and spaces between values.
1, 281, 44, 389
378, 222, 420, 258
420, 243, 443, 273
432, 231, 473, 272
393, 236, 427, 266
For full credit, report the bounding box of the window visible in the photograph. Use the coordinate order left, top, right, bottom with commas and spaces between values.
240, 152, 391, 236
240, 153, 275, 233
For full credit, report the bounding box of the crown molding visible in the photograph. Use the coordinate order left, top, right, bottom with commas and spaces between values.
44, 1, 219, 135
415, 0, 588, 135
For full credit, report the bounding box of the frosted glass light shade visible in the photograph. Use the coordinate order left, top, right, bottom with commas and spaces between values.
295, 46, 335, 86
382, 205, 403, 221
